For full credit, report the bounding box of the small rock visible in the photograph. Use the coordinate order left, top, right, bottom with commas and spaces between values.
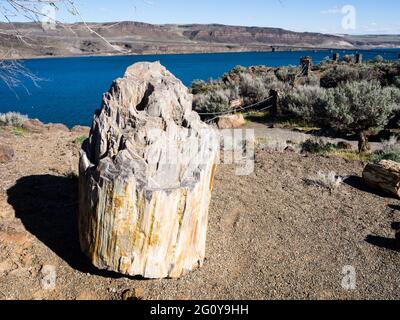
217, 114, 246, 129
337, 141, 353, 150
22, 119, 45, 133
0, 144, 14, 163
40, 265, 57, 290
121, 288, 144, 301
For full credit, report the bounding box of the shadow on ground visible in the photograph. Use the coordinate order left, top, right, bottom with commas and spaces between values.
6, 174, 137, 279
343, 176, 395, 199
365, 235, 399, 253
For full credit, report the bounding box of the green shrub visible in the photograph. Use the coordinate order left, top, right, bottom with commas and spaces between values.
275, 66, 298, 83
239, 73, 269, 104
373, 55, 384, 63
371, 150, 400, 163
280, 85, 328, 124
320, 65, 360, 88
374, 63, 400, 87
192, 65, 286, 114
12, 127, 27, 136
371, 136, 400, 163
325, 80, 398, 152
230, 65, 248, 75
73, 135, 88, 146
297, 74, 320, 86
193, 88, 235, 114
301, 139, 338, 154
394, 76, 400, 89
191, 78, 226, 95
0, 112, 28, 127
191, 79, 208, 94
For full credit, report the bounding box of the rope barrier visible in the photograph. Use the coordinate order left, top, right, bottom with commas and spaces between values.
200, 96, 275, 124
198, 95, 274, 116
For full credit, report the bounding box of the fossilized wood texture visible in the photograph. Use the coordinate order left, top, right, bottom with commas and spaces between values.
79, 62, 219, 279
363, 160, 400, 198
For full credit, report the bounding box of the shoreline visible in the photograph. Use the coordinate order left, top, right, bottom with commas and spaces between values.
4, 46, 400, 61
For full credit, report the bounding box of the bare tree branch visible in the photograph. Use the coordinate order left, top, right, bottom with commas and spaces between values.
0, 0, 137, 88
0, 49, 41, 91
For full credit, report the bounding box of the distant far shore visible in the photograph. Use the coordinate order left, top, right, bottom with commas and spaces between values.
1, 21, 400, 61
3, 46, 400, 61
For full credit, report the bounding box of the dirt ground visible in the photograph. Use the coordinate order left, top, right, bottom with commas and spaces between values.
0, 124, 400, 300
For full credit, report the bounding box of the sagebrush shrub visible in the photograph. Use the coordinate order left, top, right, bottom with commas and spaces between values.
193, 88, 236, 114
373, 55, 384, 63
301, 139, 338, 154
324, 80, 399, 151
325, 81, 397, 133
280, 85, 328, 124
275, 66, 298, 83
371, 136, 400, 163
239, 73, 269, 104
0, 112, 28, 127
320, 65, 360, 88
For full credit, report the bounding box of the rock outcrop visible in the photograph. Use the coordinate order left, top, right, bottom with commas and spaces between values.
217, 114, 246, 129
79, 62, 219, 279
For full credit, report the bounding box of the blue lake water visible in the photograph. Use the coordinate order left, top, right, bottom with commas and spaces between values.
1, 49, 399, 127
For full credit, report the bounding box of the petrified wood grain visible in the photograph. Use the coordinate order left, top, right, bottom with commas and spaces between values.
79, 62, 219, 278
363, 160, 400, 198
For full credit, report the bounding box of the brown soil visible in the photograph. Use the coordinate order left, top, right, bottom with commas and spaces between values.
0, 125, 399, 300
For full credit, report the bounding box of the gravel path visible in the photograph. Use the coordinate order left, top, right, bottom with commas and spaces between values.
246, 122, 384, 152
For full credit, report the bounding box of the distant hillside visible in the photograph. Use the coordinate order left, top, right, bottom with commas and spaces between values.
0, 21, 398, 59
346, 34, 400, 48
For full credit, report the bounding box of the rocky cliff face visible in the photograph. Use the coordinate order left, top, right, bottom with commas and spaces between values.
181, 25, 351, 47
79, 62, 219, 278
0, 22, 363, 58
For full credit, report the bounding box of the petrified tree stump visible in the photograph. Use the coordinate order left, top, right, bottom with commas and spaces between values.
363, 160, 400, 198
79, 62, 219, 279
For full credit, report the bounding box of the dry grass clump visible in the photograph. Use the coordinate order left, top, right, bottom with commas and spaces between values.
305, 171, 343, 191
0, 112, 28, 127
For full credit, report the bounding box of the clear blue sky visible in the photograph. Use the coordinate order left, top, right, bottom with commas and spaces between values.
6, 0, 400, 34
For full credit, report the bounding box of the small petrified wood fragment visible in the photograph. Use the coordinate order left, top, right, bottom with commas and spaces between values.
363, 160, 400, 198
